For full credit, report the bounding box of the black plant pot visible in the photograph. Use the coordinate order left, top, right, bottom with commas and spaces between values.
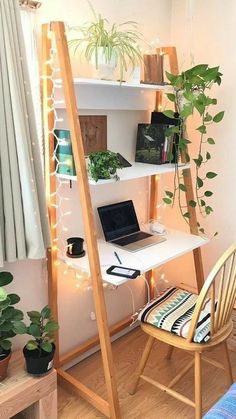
23, 344, 55, 376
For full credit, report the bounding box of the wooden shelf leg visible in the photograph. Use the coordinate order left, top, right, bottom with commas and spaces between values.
23, 389, 57, 419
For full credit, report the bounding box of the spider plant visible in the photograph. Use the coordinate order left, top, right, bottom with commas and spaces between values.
69, 2, 142, 81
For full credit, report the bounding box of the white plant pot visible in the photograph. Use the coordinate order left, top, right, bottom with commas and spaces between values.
91, 47, 116, 80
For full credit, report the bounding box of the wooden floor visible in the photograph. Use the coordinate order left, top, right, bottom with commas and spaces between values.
58, 328, 236, 419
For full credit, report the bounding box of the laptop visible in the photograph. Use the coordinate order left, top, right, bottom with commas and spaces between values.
97, 200, 166, 252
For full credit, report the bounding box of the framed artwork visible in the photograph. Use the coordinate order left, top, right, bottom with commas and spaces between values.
79, 115, 107, 155
135, 124, 167, 164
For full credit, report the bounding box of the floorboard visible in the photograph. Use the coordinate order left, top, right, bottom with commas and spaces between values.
58, 328, 236, 418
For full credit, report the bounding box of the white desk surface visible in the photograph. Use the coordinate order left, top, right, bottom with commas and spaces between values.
63, 229, 209, 286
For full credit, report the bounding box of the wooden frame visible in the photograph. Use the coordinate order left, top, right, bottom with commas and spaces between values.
42, 22, 204, 418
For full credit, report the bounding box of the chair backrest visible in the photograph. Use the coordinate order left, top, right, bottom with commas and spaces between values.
187, 243, 236, 343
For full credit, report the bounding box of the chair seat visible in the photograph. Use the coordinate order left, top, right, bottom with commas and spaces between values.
138, 287, 212, 343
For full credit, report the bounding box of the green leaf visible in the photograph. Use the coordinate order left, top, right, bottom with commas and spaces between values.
28, 323, 41, 338
0, 321, 12, 332
183, 212, 191, 219
207, 137, 215, 145
0, 297, 11, 311
0, 340, 12, 351
206, 152, 211, 160
197, 177, 203, 188
179, 184, 187, 192
163, 110, 175, 118
166, 93, 176, 102
0, 272, 13, 287
204, 113, 212, 122
8, 294, 20, 305
204, 191, 213, 197
192, 64, 208, 75
44, 321, 59, 334
200, 200, 206, 207
189, 200, 196, 208
199, 228, 205, 234
41, 341, 53, 353
26, 340, 38, 351
13, 321, 27, 335
180, 104, 192, 118
27, 310, 41, 320
206, 206, 213, 215
197, 125, 207, 134
0, 287, 7, 302
163, 197, 172, 205
165, 191, 174, 198
194, 101, 205, 116
206, 172, 217, 179
41, 306, 51, 320
213, 111, 224, 123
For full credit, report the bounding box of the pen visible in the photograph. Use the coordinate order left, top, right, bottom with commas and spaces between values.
114, 251, 122, 264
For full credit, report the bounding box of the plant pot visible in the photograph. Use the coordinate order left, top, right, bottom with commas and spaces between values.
91, 47, 116, 80
0, 350, 11, 381
23, 344, 55, 376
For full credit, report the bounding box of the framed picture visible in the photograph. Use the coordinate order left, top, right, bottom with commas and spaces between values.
79, 115, 107, 155
135, 123, 169, 164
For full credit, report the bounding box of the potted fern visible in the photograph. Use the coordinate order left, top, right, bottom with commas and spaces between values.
0, 271, 27, 380
69, 3, 142, 81
23, 306, 59, 375
162, 64, 224, 234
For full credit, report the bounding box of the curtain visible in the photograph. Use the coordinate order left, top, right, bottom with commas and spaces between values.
20, 8, 43, 157
0, 0, 50, 266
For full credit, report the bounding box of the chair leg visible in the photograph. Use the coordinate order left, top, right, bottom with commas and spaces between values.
129, 336, 155, 395
194, 351, 202, 419
222, 341, 233, 387
166, 345, 174, 360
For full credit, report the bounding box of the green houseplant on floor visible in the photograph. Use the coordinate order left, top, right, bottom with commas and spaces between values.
162, 64, 224, 234
69, 2, 142, 81
0, 271, 27, 380
23, 305, 59, 375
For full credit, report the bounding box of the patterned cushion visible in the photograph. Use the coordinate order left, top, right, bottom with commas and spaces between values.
138, 287, 212, 343
203, 382, 236, 418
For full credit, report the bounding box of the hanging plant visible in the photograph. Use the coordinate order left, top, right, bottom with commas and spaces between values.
162, 64, 224, 234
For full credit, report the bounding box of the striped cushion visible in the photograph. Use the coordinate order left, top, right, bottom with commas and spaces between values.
203, 382, 236, 418
139, 287, 212, 343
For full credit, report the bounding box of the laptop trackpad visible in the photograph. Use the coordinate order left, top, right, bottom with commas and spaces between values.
125, 236, 166, 252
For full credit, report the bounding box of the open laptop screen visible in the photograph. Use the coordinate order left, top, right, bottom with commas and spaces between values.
97, 200, 139, 242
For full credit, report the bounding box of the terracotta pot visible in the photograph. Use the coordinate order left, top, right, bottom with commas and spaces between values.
0, 351, 11, 381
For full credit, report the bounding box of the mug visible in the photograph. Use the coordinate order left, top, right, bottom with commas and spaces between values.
66, 237, 85, 258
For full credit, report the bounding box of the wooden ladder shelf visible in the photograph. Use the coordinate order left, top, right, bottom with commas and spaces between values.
42, 22, 204, 418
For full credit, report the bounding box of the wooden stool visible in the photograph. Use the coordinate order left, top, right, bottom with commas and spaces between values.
0, 351, 57, 419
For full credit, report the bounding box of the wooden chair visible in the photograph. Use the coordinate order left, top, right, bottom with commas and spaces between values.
130, 244, 236, 419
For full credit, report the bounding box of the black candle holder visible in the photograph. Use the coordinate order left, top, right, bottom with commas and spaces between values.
66, 237, 85, 258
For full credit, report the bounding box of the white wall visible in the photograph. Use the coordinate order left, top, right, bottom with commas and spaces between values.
168, 0, 236, 283
0, 0, 173, 354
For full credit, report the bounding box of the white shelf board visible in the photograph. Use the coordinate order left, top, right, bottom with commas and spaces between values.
54, 78, 169, 111
62, 229, 209, 286
57, 162, 190, 184
55, 77, 167, 90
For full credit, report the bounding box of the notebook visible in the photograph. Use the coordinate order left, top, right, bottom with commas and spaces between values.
97, 200, 166, 252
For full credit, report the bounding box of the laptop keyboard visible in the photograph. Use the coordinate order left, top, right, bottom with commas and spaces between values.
112, 231, 152, 246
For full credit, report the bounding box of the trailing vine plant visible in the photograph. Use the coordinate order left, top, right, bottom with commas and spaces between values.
162, 64, 224, 234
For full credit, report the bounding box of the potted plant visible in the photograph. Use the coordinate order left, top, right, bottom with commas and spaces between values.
23, 305, 59, 375
88, 150, 122, 182
69, 3, 142, 81
162, 64, 224, 234
0, 271, 27, 381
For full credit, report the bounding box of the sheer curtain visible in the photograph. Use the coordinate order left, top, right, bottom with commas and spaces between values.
0, 0, 50, 266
